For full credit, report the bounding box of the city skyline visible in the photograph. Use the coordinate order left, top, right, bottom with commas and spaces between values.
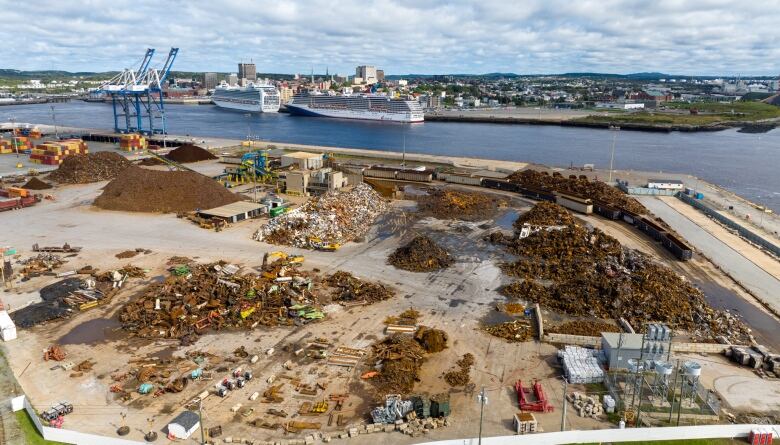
3, 0, 780, 76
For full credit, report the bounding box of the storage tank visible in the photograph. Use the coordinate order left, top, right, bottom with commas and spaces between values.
627, 359, 643, 373
683, 361, 702, 381
655, 361, 673, 376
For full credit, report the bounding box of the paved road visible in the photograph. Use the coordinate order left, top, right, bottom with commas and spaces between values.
638, 196, 780, 316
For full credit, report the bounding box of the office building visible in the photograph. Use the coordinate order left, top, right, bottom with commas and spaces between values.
355, 65, 378, 84
227, 73, 238, 86
376, 69, 385, 82
203, 72, 218, 90
238, 63, 257, 81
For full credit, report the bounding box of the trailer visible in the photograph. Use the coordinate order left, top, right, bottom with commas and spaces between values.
0, 198, 21, 212
661, 233, 693, 261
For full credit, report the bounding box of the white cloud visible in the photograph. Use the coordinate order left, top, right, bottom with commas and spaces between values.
2, 0, 779, 75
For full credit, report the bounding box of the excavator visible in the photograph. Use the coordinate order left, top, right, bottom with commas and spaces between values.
262, 251, 305, 268
308, 237, 341, 252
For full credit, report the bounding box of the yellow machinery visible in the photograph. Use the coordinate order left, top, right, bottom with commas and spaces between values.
308, 237, 341, 252
262, 251, 304, 268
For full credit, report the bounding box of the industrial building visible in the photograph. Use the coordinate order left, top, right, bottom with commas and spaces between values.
167, 411, 200, 439
197, 201, 266, 223
281, 152, 324, 170
647, 179, 684, 190
601, 325, 672, 370
278, 168, 347, 196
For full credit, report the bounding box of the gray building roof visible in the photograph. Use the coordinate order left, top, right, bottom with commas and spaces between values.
648, 179, 683, 184
601, 332, 645, 350
170, 411, 199, 430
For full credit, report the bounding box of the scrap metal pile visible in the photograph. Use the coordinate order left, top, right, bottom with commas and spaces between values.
514, 200, 577, 228
94, 166, 241, 213
414, 326, 448, 353
547, 320, 621, 337
253, 184, 388, 247
164, 144, 217, 163
368, 334, 429, 397
507, 169, 645, 214
388, 235, 454, 272
21, 177, 52, 190
443, 353, 474, 387
47, 152, 132, 184
495, 202, 751, 343
119, 261, 324, 343
19, 253, 64, 278
324, 271, 395, 304
416, 188, 504, 221
483, 319, 534, 342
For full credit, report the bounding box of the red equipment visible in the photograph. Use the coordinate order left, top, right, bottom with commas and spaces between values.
515, 379, 554, 413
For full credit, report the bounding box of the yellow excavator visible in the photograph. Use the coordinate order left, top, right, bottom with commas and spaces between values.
308, 237, 341, 252
262, 251, 305, 268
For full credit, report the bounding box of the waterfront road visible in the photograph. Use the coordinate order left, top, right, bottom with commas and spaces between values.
638, 196, 780, 316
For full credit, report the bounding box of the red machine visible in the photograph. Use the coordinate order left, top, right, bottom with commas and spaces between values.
515, 379, 553, 413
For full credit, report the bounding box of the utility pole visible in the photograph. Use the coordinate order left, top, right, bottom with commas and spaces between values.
561, 378, 568, 431
477, 387, 487, 445
198, 399, 206, 445
608, 125, 620, 183
668, 359, 680, 423
676, 368, 685, 426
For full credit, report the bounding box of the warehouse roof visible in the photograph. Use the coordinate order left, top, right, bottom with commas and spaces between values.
198, 201, 264, 218
602, 332, 645, 350
282, 151, 323, 159
169, 411, 199, 430
648, 179, 683, 184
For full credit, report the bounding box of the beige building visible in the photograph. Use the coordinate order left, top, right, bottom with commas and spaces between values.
279, 168, 347, 196
281, 151, 324, 170
279, 87, 294, 104
355, 65, 378, 84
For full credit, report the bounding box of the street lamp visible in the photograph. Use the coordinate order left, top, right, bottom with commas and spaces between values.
477, 386, 488, 445
608, 125, 620, 184
50, 105, 59, 139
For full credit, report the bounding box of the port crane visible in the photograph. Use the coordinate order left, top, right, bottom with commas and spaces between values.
98, 48, 179, 135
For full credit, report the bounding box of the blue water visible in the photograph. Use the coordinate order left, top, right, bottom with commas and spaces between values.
3, 101, 779, 211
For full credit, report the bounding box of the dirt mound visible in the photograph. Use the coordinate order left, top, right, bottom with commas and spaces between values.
94, 166, 241, 213
388, 236, 453, 272
514, 201, 577, 228
325, 271, 395, 304
138, 157, 163, 166
547, 320, 621, 337
165, 144, 217, 163
48, 152, 132, 184
21, 177, 52, 190
507, 169, 645, 214
417, 188, 504, 220
414, 326, 448, 353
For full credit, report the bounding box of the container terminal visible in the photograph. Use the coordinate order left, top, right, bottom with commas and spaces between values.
0, 121, 778, 445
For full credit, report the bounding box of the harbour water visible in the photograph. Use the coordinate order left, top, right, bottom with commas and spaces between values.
3, 101, 779, 212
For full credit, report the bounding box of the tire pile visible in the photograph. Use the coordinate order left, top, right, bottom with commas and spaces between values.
48, 152, 132, 184
94, 166, 241, 213
417, 188, 504, 221
495, 202, 752, 343
388, 235, 453, 272
253, 184, 388, 247
507, 169, 645, 214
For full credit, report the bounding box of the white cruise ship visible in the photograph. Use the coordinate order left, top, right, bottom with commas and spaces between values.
212, 82, 280, 113
286, 92, 424, 122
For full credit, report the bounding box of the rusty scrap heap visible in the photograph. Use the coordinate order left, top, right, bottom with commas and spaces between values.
119, 261, 323, 342
547, 320, 621, 337
498, 202, 750, 343
388, 235, 454, 272
369, 334, 427, 397
483, 319, 534, 343
325, 271, 395, 304
507, 169, 645, 214
444, 353, 474, 387
253, 184, 388, 248
417, 188, 505, 221
514, 200, 578, 228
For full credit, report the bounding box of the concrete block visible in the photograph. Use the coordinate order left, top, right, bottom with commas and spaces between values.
322, 435, 331, 443
304, 435, 315, 445
384, 425, 395, 432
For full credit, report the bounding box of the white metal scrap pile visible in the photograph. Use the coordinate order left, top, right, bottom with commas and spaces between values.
559, 345, 605, 384
253, 184, 388, 247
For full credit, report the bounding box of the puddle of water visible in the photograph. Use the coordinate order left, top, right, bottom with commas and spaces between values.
58, 317, 123, 345
495, 209, 520, 230
449, 298, 467, 308
697, 280, 780, 351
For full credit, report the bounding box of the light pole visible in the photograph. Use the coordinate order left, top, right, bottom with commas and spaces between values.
477, 386, 488, 445
608, 125, 620, 183
561, 377, 568, 431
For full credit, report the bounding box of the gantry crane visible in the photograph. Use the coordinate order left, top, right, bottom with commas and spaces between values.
99, 48, 179, 135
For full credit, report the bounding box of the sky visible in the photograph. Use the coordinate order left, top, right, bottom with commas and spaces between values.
3, 0, 780, 76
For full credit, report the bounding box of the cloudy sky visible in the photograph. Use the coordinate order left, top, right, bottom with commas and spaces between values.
3, 0, 780, 76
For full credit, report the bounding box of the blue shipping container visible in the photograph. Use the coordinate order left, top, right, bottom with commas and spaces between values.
695, 192, 704, 199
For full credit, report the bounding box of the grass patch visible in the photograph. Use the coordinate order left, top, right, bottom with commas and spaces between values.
577, 100, 780, 126
14, 410, 67, 445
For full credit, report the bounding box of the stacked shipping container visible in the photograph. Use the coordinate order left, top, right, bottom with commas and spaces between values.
29, 139, 89, 165
119, 134, 148, 151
